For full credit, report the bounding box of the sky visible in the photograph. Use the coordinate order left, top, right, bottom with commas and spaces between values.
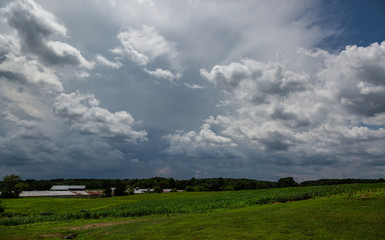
0, 0, 385, 181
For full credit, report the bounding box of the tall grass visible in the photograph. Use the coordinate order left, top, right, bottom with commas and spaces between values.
1, 183, 384, 226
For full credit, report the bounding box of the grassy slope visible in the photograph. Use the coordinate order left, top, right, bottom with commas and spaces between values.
1, 184, 385, 239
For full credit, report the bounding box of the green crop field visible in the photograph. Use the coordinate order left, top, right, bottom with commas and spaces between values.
1, 183, 385, 239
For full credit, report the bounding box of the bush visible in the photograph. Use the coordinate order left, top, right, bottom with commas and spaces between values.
170, 188, 177, 192
223, 186, 234, 191
193, 186, 206, 192
185, 186, 195, 192
278, 177, 299, 187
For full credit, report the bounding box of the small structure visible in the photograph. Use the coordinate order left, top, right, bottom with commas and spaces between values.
50, 185, 86, 191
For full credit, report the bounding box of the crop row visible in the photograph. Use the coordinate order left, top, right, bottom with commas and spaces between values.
1, 183, 384, 226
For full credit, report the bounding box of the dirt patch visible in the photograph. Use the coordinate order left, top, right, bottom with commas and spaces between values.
60, 217, 166, 231
41, 221, 135, 239
361, 191, 375, 199
66, 221, 132, 230
41, 233, 62, 238
41, 232, 78, 239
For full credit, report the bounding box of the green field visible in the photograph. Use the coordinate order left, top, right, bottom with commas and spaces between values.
1, 183, 385, 239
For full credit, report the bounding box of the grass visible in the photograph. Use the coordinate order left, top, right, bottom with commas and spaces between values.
1, 193, 385, 239
1, 183, 385, 239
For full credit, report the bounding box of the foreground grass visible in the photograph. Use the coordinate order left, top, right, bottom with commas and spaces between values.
1, 192, 385, 239
2, 183, 385, 226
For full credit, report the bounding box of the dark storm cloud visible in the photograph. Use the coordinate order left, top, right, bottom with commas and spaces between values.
260, 134, 292, 152
0, 70, 27, 84
299, 155, 338, 166
0, 128, 59, 168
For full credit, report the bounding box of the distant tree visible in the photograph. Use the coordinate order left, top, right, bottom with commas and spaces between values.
168, 178, 176, 189
234, 180, 246, 190
217, 177, 224, 190
0, 199, 5, 212
102, 187, 112, 197
114, 180, 127, 196
154, 185, 163, 193
101, 180, 112, 189
154, 179, 170, 190
187, 177, 197, 187
128, 188, 135, 195
1, 174, 28, 198
175, 180, 188, 190
278, 177, 298, 188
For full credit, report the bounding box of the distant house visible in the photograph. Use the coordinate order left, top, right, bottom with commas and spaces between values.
50, 185, 86, 191
131, 187, 154, 194
162, 189, 184, 193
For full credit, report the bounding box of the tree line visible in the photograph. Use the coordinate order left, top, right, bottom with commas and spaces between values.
1, 175, 384, 198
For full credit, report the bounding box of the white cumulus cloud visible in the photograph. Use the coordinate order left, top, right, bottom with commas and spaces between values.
164, 122, 238, 158
144, 68, 180, 82
95, 54, 122, 69
116, 25, 178, 66
0, 0, 93, 68
53, 91, 147, 143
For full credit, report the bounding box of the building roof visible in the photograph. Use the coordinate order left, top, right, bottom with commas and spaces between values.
50, 185, 86, 190
20, 190, 102, 197
131, 188, 154, 194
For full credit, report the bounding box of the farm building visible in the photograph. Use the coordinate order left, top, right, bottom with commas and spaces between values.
18, 185, 99, 197
162, 189, 184, 193
50, 185, 86, 191
133, 188, 154, 194
129, 188, 184, 194
19, 190, 102, 197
